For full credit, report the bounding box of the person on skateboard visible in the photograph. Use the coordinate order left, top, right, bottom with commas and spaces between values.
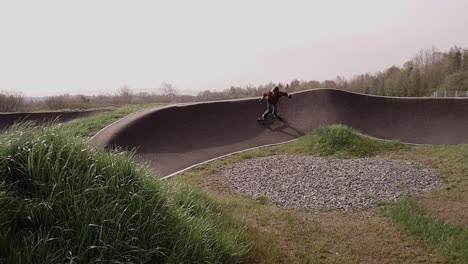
257, 85, 292, 124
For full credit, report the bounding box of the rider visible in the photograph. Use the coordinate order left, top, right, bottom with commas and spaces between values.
257, 85, 292, 123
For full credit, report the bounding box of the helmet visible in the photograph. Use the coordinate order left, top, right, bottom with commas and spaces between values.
271, 86, 279, 93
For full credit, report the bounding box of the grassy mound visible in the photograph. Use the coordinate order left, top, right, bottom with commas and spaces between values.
296, 125, 403, 158
62, 103, 161, 138
0, 125, 248, 263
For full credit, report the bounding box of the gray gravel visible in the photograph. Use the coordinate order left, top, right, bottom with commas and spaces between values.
221, 155, 441, 210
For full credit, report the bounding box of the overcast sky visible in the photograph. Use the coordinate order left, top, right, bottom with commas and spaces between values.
1, 0, 468, 96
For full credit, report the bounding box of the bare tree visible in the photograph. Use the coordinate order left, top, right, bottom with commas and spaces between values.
45, 95, 70, 110
80, 95, 90, 104
159, 82, 178, 102
0, 90, 25, 112
322, 80, 337, 88
335, 76, 348, 89
288, 79, 301, 92
448, 46, 463, 72
463, 49, 468, 71
118, 86, 133, 104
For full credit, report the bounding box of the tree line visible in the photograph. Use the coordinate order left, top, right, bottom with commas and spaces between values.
1, 46, 467, 112
338, 46, 468, 96
195, 46, 468, 99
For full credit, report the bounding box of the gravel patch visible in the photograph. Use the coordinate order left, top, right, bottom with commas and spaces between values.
222, 155, 441, 210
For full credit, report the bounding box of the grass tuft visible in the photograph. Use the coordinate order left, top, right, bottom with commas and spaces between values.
295, 125, 403, 158
0, 124, 248, 263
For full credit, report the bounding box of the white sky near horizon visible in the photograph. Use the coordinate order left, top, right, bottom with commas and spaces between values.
1, 0, 468, 96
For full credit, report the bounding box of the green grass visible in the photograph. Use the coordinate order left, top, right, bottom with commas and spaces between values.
382, 199, 468, 263
2, 111, 461, 264
61, 103, 162, 138
266, 127, 468, 263
214, 125, 404, 162
174, 125, 468, 263
292, 125, 403, 158
0, 124, 248, 263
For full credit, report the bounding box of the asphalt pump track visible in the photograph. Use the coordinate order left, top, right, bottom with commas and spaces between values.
91, 89, 468, 177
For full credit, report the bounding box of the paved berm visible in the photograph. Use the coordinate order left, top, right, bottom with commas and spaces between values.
91, 89, 468, 177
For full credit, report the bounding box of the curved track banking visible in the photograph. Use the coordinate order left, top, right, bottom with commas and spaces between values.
91, 89, 468, 177
0, 109, 109, 131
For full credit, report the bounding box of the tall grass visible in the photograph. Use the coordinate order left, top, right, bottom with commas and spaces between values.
295, 125, 403, 158
382, 199, 468, 263
0, 124, 248, 263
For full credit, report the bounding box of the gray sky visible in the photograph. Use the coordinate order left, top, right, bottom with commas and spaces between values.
1, 0, 468, 96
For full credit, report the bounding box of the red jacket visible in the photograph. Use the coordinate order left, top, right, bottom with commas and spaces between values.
261, 91, 288, 105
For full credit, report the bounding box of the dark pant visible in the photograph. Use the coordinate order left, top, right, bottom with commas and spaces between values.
262, 101, 278, 120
